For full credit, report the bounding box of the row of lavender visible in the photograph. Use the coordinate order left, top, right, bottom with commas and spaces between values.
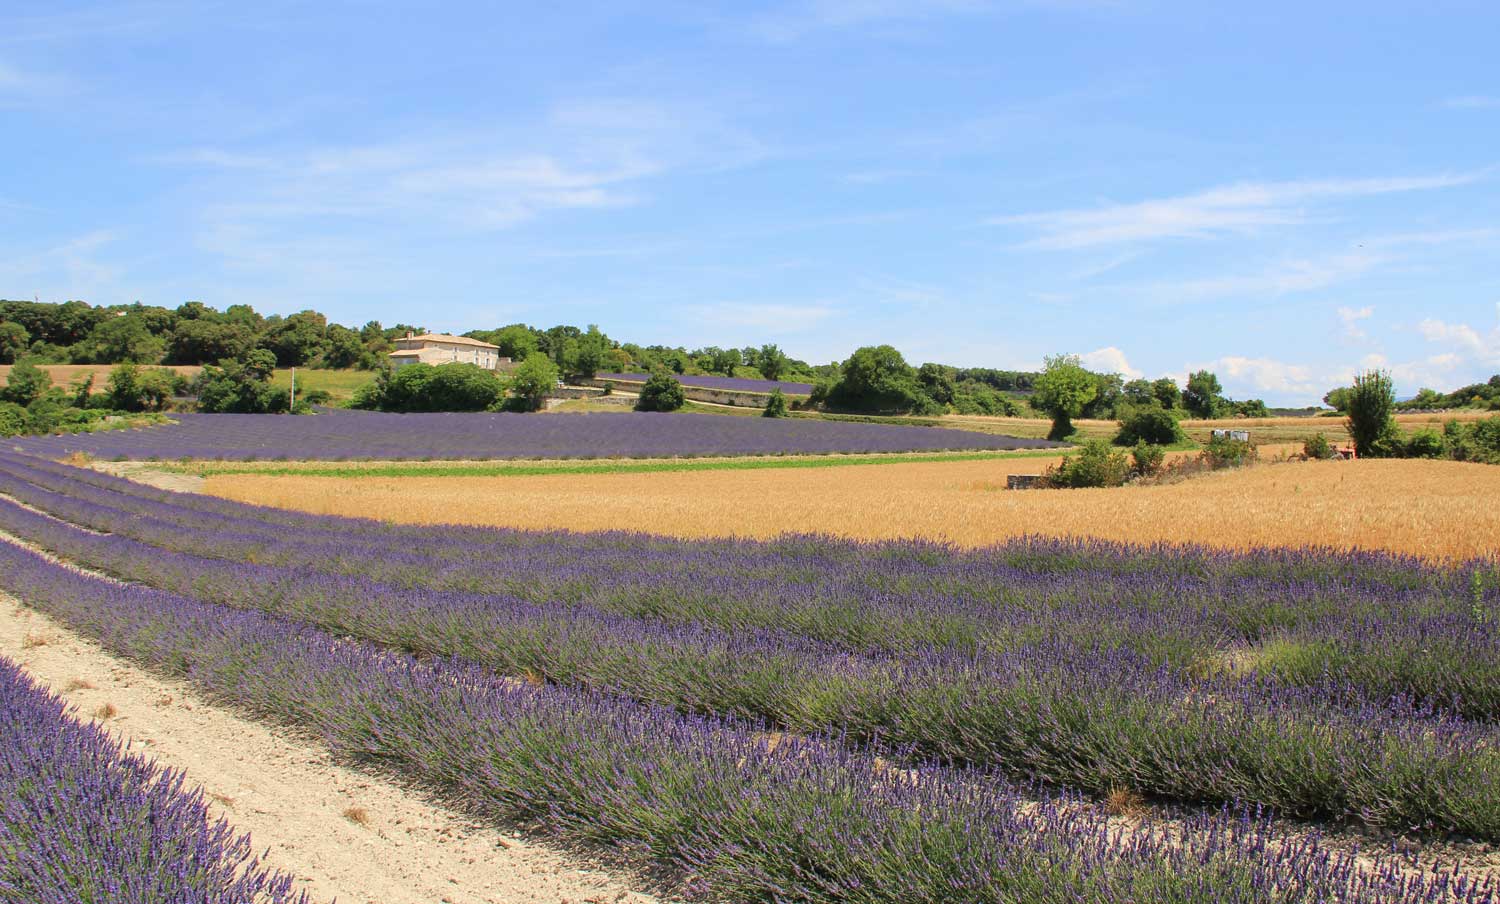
1, 452, 1493, 720
0, 536, 1489, 903
0, 656, 307, 903
14, 410, 1056, 460
0, 455, 1497, 839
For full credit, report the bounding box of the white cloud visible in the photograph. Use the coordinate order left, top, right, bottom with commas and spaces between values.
1079, 345, 1141, 378
1442, 96, 1500, 110
990, 172, 1480, 250
1337, 305, 1373, 339
1418, 316, 1499, 365
1211, 355, 1323, 397
1152, 251, 1384, 300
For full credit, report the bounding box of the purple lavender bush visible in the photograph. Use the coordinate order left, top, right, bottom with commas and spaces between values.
0, 656, 308, 904
0, 539, 1490, 904
0, 453, 1497, 840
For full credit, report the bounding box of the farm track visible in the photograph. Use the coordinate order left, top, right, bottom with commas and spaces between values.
0, 557, 661, 904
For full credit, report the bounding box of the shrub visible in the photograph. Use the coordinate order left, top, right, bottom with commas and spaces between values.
636, 371, 686, 412
1114, 406, 1185, 446
1130, 441, 1166, 478
1302, 433, 1336, 460
763, 388, 789, 418
506, 353, 560, 413
0, 401, 29, 436
1041, 439, 1130, 488
1345, 370, 1398, 457
1202, 435, 1258, 469
1404, 428, 1444, 459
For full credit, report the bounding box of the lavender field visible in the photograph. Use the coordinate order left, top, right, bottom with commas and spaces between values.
595, 371, 816, 394
13, 410, 1055, 461
0, 451, 1496, 901
0, 656, 308, 903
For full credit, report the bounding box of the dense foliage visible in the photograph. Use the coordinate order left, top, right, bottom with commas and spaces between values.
1113, 405, 1186, 446
1345, 370, 1398, 457
635, 371, 687, 412
1032, 354, 1097, 440
351, 362, 508, 412
0, 454, 1494, 902
0, 656, 306, 903
762, 387, 789, 417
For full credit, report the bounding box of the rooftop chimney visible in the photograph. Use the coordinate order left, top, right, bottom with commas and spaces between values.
405, 331, 415, 339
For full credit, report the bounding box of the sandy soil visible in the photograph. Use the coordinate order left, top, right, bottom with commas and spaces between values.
0, 596, 660, 904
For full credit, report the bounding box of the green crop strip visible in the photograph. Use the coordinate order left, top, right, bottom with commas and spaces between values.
164, 447, 1072, 479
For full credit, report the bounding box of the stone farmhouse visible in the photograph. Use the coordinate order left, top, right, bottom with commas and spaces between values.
389, 333, 510, 371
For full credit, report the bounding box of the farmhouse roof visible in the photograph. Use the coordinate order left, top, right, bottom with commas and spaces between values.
403, 333, 499, 349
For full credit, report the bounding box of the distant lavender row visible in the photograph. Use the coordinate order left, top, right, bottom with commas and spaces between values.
3, 459, 1499, 838
13, 411, 1054, 460
0, 540, 1488, 904
596, 371, 815, 395
0, 656, 307, 904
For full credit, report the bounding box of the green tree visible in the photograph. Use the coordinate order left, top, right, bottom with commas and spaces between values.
491, 324, 540, 361
916, 363, 956, 407
194, 350, 288, 414
568, 325, 611, 379
1345, 369, 1398, 457
1122, 379, 1155, 406
827, 345, 927, 413
0, 321, 30, 364
4, 360, 52, 407
1323, 386, 1353, 412
636, 371, 686, 412
763, 387, 789, 418
756, 344, 790, 381
1032, 354, 1098, 441
1183, 370, 1223, 419
506, 353, 559, 412
1152, 377, 1181, 410
76, 314, 165, 364
167, 319, 257, 365
264, 310, 329, 367
321, 324, 366, 369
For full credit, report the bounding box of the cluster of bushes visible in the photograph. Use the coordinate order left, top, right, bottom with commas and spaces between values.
352, 354, 562, 413
0, 361, 180, 437
1039, 434, 1258, 489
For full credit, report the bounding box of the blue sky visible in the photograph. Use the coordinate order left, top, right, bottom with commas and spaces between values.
1, 1, 1497, 404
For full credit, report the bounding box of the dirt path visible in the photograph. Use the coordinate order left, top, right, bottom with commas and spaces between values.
0, 597, 660, 904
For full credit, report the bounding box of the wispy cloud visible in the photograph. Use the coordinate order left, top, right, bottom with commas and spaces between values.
1442, 96, 1500, 110
1336, 305, 1373, 340
746, 0, 991, 42
1150, 251, 1385, 300
1418, 314, 1500, 366
991, 172, 1481, 250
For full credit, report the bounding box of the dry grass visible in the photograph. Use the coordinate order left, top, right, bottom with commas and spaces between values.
203, 452, 1500, 562
63, 677, 96, 692
94, 702, 117, 720
341, 806, 370, 825
1104, 788, 1148, 818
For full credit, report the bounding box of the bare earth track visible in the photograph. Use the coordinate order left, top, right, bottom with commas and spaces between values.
0, 595, 659, 904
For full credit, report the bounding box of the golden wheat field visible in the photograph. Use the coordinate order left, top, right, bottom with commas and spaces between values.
202, 453, 1500, 562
